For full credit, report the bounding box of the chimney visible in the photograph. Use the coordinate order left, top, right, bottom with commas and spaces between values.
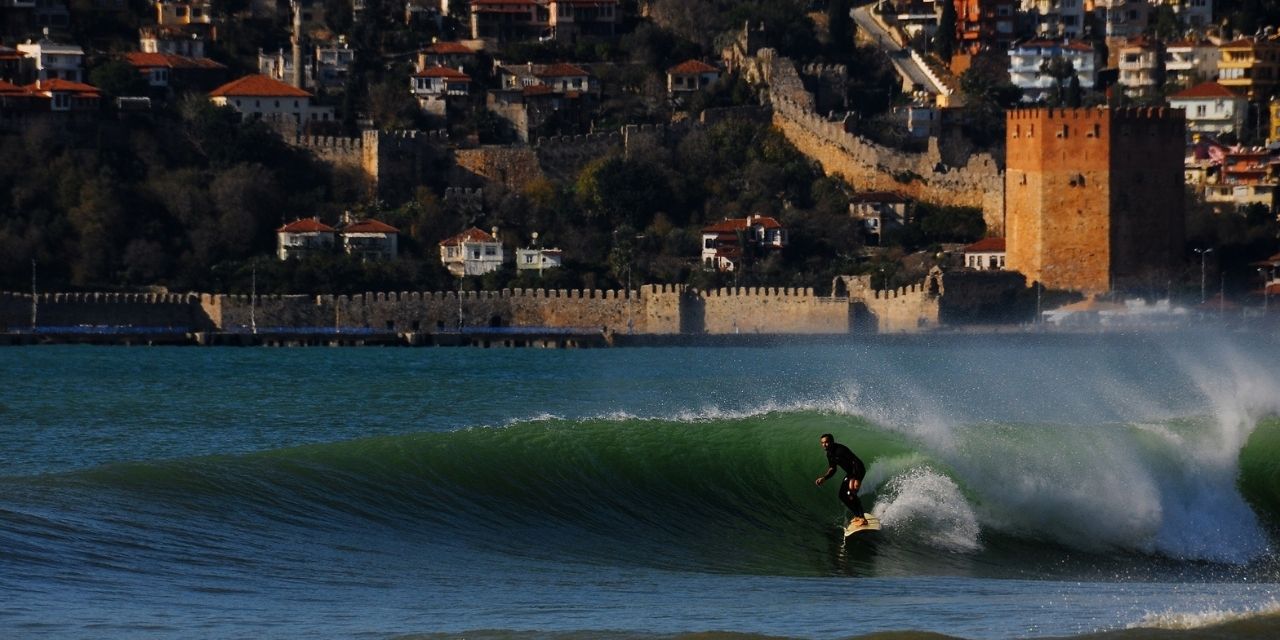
491, 226, 499, 240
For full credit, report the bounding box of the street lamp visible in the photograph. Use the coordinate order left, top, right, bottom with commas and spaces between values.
1194, 247, 1213, 304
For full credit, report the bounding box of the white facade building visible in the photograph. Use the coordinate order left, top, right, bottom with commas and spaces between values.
1164, 39, 1221, 90
1008, 39, 1099, 103
209, 74, 334, 129
16, 38, 84, 82
440, 227, 505, 277
1169, 81, 1248, 139
1020, 0, 1085, 39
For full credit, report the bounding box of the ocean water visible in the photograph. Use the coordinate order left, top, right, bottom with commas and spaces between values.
2, 332, 1280, 639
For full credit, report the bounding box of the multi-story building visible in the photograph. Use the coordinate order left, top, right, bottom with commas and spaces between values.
1164, 39, 1220, 90
418, 41, 478, 71
1168, 82, 1248, 140
1271, 98, 1280, 143
666, 59, 719, 95
439, 227, 505, 277
1217, 37, 1280, 101
411, 65, 471, 115
954, 0, 1016, 54
15, 37, 83, 82
1020, 0, 1085, 39
156, 0, 212, 26
1008, 39, 1099, 103
1005, 107, 1186, 294
340, 218, 399, 262
1116, 37, 1164, 100
700, 215, 787, 272
277, 218, 336, 260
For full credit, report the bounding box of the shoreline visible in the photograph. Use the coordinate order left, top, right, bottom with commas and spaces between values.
1, 324, 1271, 347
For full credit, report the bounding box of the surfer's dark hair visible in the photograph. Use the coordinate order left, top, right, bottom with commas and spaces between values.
820, 433, 834, 442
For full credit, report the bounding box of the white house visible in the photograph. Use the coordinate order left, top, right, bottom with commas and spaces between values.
516, 247, 563, 272
410, 65, 470, 114
1169, 81, 1249, 140
209, 74, 334, 129
666, 59, 719, 95
16, 38, 84, 82
277, 218, 336, 260
1164, 39, 1220, 90
139, 25, 208, 59
1008, 39, 1099, 103
962, 237, 1006, 270
418, 41, 478, 70
440, 227, 504, 277
1169, 0, 1212, 28
341, 218, 399, 262
1117, 37, 1163, 99
700, 215, 787, 272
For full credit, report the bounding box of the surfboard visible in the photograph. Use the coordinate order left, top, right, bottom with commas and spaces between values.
843, 514, 882, 536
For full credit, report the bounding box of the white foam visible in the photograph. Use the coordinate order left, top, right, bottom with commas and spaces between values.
1130, 599, 1280, 630
872, 465, 982, 553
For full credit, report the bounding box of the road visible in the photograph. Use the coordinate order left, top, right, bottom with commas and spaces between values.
851, 5, 946, 96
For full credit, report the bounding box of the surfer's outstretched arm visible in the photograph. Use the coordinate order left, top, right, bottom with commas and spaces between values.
815, 465, 835, 486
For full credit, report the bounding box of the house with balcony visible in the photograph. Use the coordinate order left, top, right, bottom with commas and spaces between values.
700, 215, 787, 272
666, 59, 719, 97
1008, 39, 1099, 103
544, 0, 619, 40
1203, 148, 1278, 213
1116, 37, 1164, 100
1217, 37, 1280, 101
411, 65, 471, 115
16, 37, 83, 82
1164, 39, 1220, 90
277, 218, 336, 260
1169, 82, 1248, 141
209, 74, 334, 131
963, 237, 1006, 270
1021, 0, 1085, 39
440, 227, 505, 277
0, 46, 25, 83
469, 0, 543, 43
313, 39, 355, 89
340, 218, 399, 262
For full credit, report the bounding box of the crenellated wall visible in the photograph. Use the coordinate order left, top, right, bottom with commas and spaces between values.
1, 274, 991, 337
762, 52, 1006, 234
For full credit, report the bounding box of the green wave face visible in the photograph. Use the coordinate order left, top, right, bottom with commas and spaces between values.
30, 411, 1280, 580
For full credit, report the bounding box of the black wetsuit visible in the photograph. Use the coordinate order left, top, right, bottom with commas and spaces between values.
825, 442, 867, 519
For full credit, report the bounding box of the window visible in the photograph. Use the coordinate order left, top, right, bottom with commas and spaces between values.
1196, 105, 1207, 117
484, 246, 497, 256
525, 254, 534, 263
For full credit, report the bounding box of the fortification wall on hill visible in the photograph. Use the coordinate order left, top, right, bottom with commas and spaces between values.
452, 146, 546, 191
765, 54, 1006, 234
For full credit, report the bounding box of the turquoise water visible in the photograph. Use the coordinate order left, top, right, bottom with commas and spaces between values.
2, 333, 1280, 639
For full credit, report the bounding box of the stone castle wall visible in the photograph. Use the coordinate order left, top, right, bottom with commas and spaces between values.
764, 53, 1006, 234
0, 276, 975, 336
1005, 107, 1185, 294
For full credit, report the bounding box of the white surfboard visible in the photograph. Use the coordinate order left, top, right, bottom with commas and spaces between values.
843, 514, 882, 536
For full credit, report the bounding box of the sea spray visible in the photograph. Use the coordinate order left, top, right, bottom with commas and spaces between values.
873, 464, 981, 553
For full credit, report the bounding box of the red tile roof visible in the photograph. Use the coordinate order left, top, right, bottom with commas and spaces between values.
278, 218, 336, 233
0, 80, 27, 94
963, 237, 1006, 253
423, 41, 476, 55
124, 51, 226, 70
702, 215, 784, 233
343, 219, 399, 234
210, 74, 312, 98
440, 227, 497, 246
668, 59, 717, 75
27, 79, 100, 96
536, 63, 590, 78
413, 65, 471, 80
1018, 39, 1094, 52
1171, 81, 1241, 100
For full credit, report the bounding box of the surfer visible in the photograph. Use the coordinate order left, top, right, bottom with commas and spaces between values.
815, 433, 868, 527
